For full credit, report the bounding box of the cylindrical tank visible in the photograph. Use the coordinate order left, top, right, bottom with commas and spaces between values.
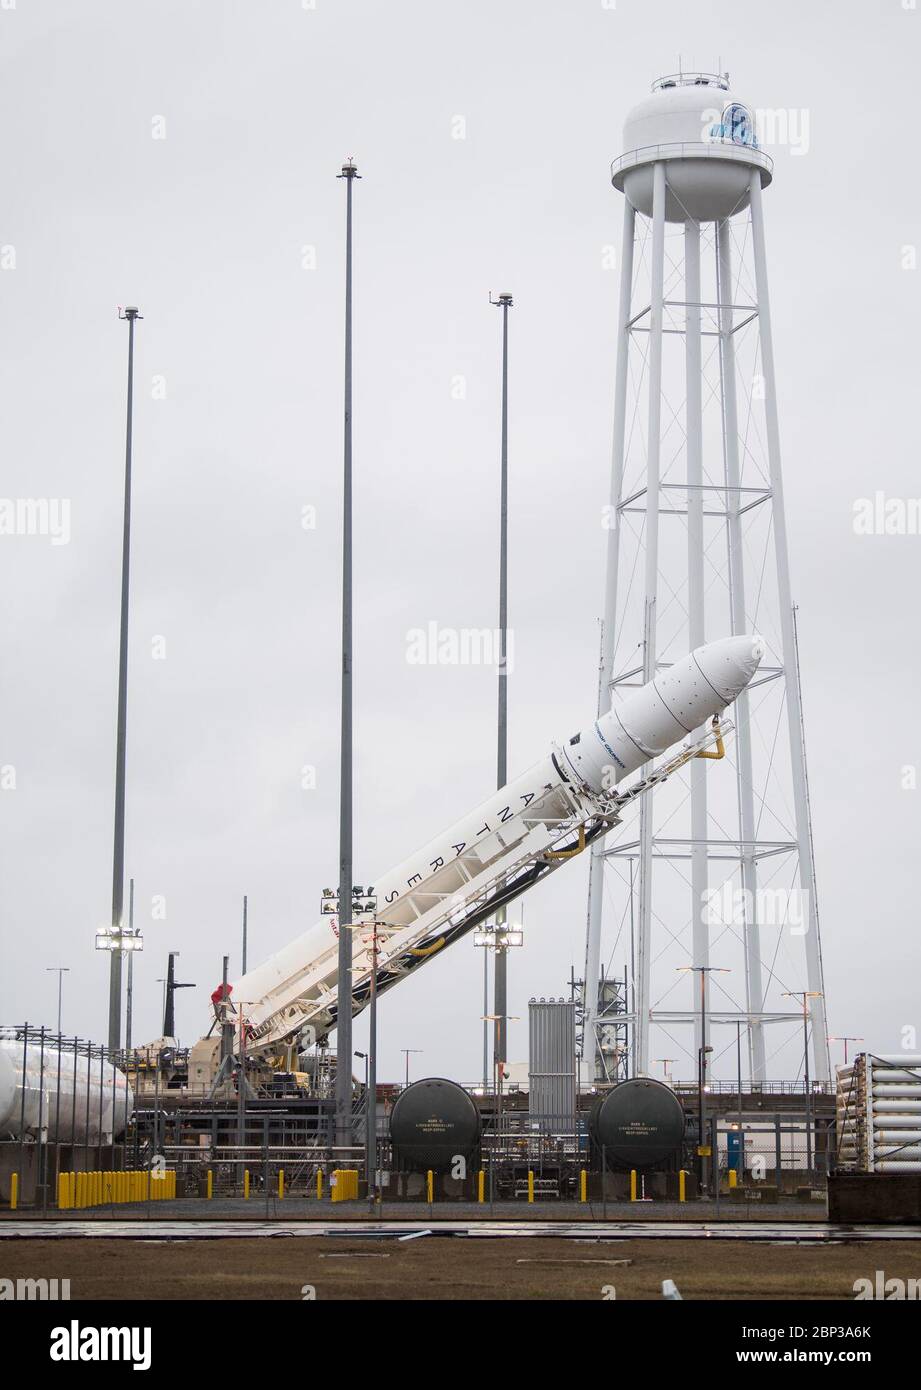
590, 1076, 686, 1170
0, 1040, 134, 1142
612, 72, 772, 222
389, 1077, 481, 1174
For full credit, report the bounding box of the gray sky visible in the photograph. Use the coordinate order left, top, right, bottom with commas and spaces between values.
1, 0, 919, 1083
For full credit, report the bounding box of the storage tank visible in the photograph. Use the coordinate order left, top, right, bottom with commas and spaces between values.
0, 1040, 134, 1142
589, 1076, 686, 1170
389, 1077, 481, 1173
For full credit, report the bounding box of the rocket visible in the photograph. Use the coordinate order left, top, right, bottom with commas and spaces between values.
225, 635, 764, 1050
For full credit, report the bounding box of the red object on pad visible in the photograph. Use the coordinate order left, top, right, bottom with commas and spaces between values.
211, 982, 233, 1006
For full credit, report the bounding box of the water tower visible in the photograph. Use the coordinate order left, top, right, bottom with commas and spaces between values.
582, 72, 829, 1086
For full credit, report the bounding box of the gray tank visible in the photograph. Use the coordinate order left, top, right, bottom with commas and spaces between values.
589, 1077, 686, 1170
389, 1077, 481, 1173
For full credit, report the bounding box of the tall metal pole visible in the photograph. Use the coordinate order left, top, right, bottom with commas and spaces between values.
583, 198, 636, 1080
482, 949, 489, 1092
490, 291, 512, 1079
748, 172, 829, 1083
241, 895, 248, 975
367, 919, 377, 1210
698, 969, 707, 1193
108, 305, 141, 1052
335, 160, 360, 1150
46, 968, 69, 1035
125, 879, 134, 1052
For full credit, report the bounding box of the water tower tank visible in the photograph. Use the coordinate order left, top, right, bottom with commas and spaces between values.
612, 72, 772, 222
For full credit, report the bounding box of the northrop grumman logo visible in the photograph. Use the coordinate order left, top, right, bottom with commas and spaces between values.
49, 1320, 152, 1371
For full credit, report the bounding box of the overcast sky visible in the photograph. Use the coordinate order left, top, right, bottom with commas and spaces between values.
0, 0, 918, 1085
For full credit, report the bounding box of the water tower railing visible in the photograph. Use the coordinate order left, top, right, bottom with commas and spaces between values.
611, 140, 773, 185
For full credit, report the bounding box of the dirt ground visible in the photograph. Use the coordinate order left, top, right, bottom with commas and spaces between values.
2, 1235, 918, 1300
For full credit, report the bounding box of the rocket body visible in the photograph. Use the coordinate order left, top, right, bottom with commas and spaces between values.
233, 635, 763, 1045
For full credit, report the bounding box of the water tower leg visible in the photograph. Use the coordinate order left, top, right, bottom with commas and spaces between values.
634, 160, 667, 1076
748, 172, 829, 1085
685, 217, 710, 1065
716, 216, 766, 1083
584, 197, 636, 1081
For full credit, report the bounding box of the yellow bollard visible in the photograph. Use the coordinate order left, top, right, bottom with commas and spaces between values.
278, 1169, 285, 1199
630, 1168, 637, 1202
477, 1169, 485, 1204
206, 1169, 213, 1200
527, 1170, 535, 1203
579, 1169, 587, 1203
10, 1173, 18, 1211
426, 1169, 434, 1204
729, 1167, 738, 1190
243, 1169, 250, 1200
679, 1169, 687, 1203
316, 1170, 323, 1200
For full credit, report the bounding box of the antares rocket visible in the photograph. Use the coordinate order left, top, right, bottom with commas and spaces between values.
228, 635, 764, 1052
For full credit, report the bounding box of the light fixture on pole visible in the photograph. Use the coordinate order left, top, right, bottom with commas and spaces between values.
488, 289, 513, 1087
334, 156, 361, 1155
474, 922, 523, 1090
326, 883, 378, 1208
785, 990, 823, 1181
678, 964, 730, 1195
106, 303, 142, 1053
828, 1035, 863, 1067
45, 967, 70, 1035
401, 1049, 422, 1087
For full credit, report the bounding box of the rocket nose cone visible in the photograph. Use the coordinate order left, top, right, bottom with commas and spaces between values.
693, 634, 765, 701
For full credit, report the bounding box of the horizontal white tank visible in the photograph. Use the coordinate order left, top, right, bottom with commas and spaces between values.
0, 1041, 133, 1142
875, 1162, 921, 1173
871, 1055, 921, 1066
871, 1084, 921, 1098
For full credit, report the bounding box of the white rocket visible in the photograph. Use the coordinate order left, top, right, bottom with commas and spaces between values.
230, 636, 764, 1051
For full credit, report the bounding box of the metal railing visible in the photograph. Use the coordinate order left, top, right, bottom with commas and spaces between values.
611, 140, 773, 184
